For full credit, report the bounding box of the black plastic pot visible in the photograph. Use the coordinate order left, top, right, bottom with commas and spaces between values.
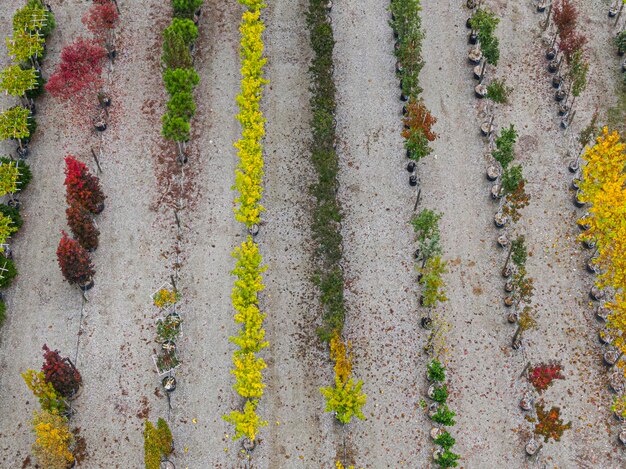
409, 174, 418, 186
546, 48, 556, 60
469, 31, 478, 45
558, 104, 569, 116
95, 202, 105, 214
552, 75, 563, 89
466, 17, 472, 29
555, 89, 566, 102
80, 279, 95, 291
402, 105, 407, 115
162, 376, 177, 393
421, 317, 432, 329
400, 93, 409, 102
94, 121, 107, 132
407, 161, 416, 173
548, 60, 558, 73
568, 159, 579, 173
17, 146, 29, 159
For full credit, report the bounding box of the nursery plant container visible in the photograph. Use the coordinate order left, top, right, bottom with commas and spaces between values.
475, 84, 488, 98
525, 439, 540, 455
497, 234, 509, 248
468, 48, 482, 64
494, 212, 507, 228
590, 286, 605, 301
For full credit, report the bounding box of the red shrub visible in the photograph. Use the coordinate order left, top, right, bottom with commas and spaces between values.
45, 37, 106, 102
529, 362, 564, 393
66, 202, 99, 251
57, 231, 95, 285
83, 1, 119, 44
64, 155, 106, 214
42, 345, 82, 398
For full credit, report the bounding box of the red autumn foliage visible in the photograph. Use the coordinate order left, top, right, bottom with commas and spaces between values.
57, 231, 95, 285
560, 31, 587, 63
82, 1, 119, 44
45, 37, 106, 102
42, 345, 82, 398
553, 0, 578, 42
402, 98, 437, 142
64, 155, 106, 214
66, 202, 99, 251
528, 362, 564, 393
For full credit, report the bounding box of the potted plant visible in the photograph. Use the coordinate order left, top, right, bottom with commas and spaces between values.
156, 314, 182, 342
41, 344, 82, 399
154, 349, 180, 375
427, 359, 446, 383
56, 231, 95, 290
525, 438, 540, 456
430, 404, 456, 426
428, 383, 449, 404
153, 287, 180, 309
612, 395, 626, 422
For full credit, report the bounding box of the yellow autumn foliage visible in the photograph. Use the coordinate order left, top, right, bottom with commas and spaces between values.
330, 332, 352, 384
31, 410, 74, 469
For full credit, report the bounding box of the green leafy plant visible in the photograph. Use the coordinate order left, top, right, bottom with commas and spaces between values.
389, 0, 424, 97
427, 359, 446, 382
172, 0, 204, 18
469, 8, 500, 66
162, 27, 192, 69
419, 255, 448, 308
144, 418, 173, 469
432, 384, 449, 404
436, 449, 460, 468
0, 300, 5, 328
163, 67, 200, 95
492, 125, 516, 170
320, 376, 367, 424
431, 404, 456, 426
486, 78, 511, 104
164, 18, 198, 45
0, 257, 18, 288
616, 30, 626, 54
434, 430, 456, 450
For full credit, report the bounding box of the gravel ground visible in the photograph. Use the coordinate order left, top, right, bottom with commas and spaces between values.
254, 0, 337, 467
332, 1, 428, 467
1, 0, 626, 468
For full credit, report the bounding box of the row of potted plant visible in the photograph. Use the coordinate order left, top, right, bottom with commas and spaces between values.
389, 0, 438, 187
22, 345, 84, 468
46, 0, 118, 130
483, 123, 536, 347
223, 0, 270, 451
542, 0, 588, 129
161, 0, 202, 164
0, 0, 55, 330
425, 360, 460, 467
571, 127, 626, 445
146, 286, 180, 468
306, 2, 367, 457
143, 3, 204, 467
0, 0, 55, 158
56, 156, 106, 292
467, 4, 504, 101
519, 361, 572, 456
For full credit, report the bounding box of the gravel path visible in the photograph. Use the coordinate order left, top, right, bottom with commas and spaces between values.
332, 1, 428, 467
256, 0, 337, 467
166, 1, 241, 466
